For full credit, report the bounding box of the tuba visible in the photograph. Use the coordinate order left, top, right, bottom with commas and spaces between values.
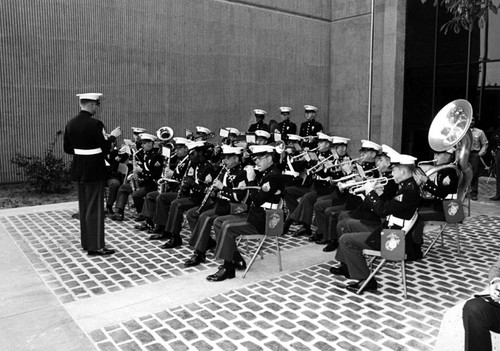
156, 126, 174, 141
424, 99, 473, 202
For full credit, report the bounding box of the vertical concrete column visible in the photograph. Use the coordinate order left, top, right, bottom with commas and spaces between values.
380, 0, 407, 151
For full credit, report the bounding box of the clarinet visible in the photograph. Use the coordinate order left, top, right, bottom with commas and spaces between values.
176, 160, 192, 199
197, 164, 227, 214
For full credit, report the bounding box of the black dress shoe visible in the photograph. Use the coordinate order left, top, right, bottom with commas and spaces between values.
490, 195, 500, 201
233, 259, 247, 270
147, 225, 165, 234
110, 213, 124, 221
105, 207, 115, 215
315, 238, 328, 245
148, 232, 171, 240
309, 233, 323, 242
471, 195, 478, 201
134, 221, 152, 231
329, 264, 350, 278
88, 248, 115, 256
292, 226, 312, 237
323, 241, 339, 252
346, 279, 378, 294
134, 215, 146, 222
184, 251, 206, 267
206, 267, 236, 281
160, 236, 182, 249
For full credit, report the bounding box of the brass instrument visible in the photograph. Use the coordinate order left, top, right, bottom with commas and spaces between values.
417, 159, 436, 166
423, 99, 473, 202
290, 147, 319, 161
156, 126, 174, 141
348, 176, 394, 194
273, 140, 286, 154
333, 167, 379, 186
325, 156, 363, 172
197, 165, 227, 213
157, 143, 175, 193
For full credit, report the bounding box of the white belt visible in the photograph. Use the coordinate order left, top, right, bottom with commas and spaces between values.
386, 215, 405, 227
445, 193, 457, 200
74, 148, 102, 155
261, 202, 279, 210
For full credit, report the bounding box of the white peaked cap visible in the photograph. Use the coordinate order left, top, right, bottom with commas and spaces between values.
221, 145, 243, 155
187, 141, 206, 150
317, 132, 332, 142
255, 130, 271, 139
173, 137, 190, 146
139, 133, 156, 142
76, 93, 102, 100
196, 126, 212, 134
253, 109, 267, 116
331, 136, 350, 145
304, 105, 318, 112
132, 127, 147, 134
279, 107, 293, 113
249, 145, 275, 155
360, 140, 382, 151
391, 153, 417, 165
226, 127, 240, 136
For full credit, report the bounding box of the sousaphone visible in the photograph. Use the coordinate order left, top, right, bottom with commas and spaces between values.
425, 99, 473, 202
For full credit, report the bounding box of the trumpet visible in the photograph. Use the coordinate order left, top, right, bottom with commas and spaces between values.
332, 167, 379, 184
305, 153, 336, 175
348, 176, 394, 194
290, 147, 319, 161
326, 156, 363, 171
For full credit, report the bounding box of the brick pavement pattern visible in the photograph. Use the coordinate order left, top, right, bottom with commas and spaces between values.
1, 179, 499, 350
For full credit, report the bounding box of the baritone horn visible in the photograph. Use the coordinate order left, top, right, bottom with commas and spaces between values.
156, 126, 174, 141
425, 99, 473, 202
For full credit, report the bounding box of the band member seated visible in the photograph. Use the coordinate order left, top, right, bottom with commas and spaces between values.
159, 141, 214, 249
412, 147, 459, 257
111, 133, 164, 221
278, 106, 297, 143
105, 143, 130, 215
183, 145, 249, 267
248, 109, 269, 132
314, 139, 383, 247
242, 129, 270, 166
330, 152, 420, 294
299, 105, 323, 150
206, 144, 284, 282
322, 145, 397, 252
134, 137, 190, 232
285, 134, 349, 237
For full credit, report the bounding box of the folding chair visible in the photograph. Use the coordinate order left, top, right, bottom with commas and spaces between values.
359, 211, 419, 299
237, 204, 284, 278
423, 196, 466, 257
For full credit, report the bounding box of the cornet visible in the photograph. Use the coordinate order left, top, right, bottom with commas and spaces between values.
348, 176, 394, 194
305, 153, 336, 175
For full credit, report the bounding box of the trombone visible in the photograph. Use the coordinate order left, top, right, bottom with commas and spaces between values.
347, 176, 394, 194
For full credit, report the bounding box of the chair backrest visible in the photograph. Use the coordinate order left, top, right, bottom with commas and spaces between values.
380, 229, 406, 261
264, 209, 284, 236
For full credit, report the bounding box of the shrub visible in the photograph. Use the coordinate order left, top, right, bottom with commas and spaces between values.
11, 130, 72, 193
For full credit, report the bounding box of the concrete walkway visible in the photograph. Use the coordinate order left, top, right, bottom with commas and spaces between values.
0, 178, 499, 351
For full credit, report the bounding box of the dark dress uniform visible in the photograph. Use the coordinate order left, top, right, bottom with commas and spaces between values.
299, 119, 323, 149
248, 121, 269, 133
64, 110, 115, 252
161, 158, 214, 246
105, 148, 129, 212
413, 167, 459, 246
278, 120, 297, 142
185, 164, 248, 256
335, 176, 420, 280
213, 165, 284, 262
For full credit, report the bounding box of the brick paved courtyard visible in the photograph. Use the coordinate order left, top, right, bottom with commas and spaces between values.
1, 178, 499, 351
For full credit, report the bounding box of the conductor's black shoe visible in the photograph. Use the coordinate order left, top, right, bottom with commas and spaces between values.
88, 248, 115, 256
160, 236, 182, 249
134, 215, 146, 222
71, 213, 80, 220
292, 226, 312, 237
345, 279, 378, 294
309, 233, 322, 242
233, 259, 247, 271
490, 195, 500, 201
148, 232, 171, 241
110, 213, 124, 221
323, 241, 339, 252
329, 264, 350, 278
184, 251, 206, 267
206, 267, 236, 282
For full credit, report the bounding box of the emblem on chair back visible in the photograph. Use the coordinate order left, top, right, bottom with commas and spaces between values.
443, 199, 465, 223
381, 229, 406, 261
265, 209, 283, 236
230, 203, 247, 214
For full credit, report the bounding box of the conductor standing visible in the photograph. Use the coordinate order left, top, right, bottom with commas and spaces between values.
64, 93, 121, 256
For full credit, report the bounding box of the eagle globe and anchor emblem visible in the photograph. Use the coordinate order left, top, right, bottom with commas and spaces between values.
385, 232, 401, 251
268, 213, 281, 229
